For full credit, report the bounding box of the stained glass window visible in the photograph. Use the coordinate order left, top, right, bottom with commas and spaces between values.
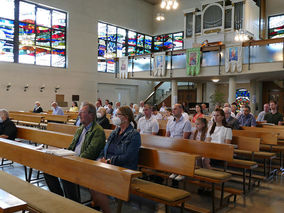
145, 36, 152, 49
154, 32, 183, 51
107, 25, 116, 42
154, 35, 163, 51
173, 32, 183, 50
19, 1, 35, 24
235, 88, 250, 109
107, 59, 115, 73
107, 42, 116, 58
117, 42, 125, 57
269, 14, 284, 39
128, 31, 136, 46
98, 22, 107, 40
0, 0, 67, 67
128, 46, 136, 56
117, 28, 126, 44
0, 0, 14, 20
98, 39, 106, 57
164, 34, 173, 50
137, 34, 144, 47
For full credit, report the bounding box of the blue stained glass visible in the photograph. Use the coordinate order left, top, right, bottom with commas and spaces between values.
117, 28, 126, 44
52, 49, 65, 67
98, 39, 106, 57
137, 34, 144, 47
164, 34, 173, 50
107, 25, 116, 42
0, 40, 13, 62
117, 42, 125, 57
107, 41, 116, 57
107, 59, 115, 73
145, 49, 151, 54
52, 30, 65, 49
19, 22, 35, 45
128, 46, 136, 56
154, 35, 163, 51
145, 36, 152, 49
128, 31, 136, 46
0, 19, 14, 41
136, 47, 144, 55
36, 26, 51, 47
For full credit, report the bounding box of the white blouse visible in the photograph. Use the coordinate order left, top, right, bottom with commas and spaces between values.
206, 126, 232, 144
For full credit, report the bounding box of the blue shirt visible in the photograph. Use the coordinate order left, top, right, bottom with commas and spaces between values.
53, 106, 64, 115
238, 114, 256, 127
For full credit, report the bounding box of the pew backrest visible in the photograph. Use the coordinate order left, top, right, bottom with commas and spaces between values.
47, 123, 78, 135
241, 126, 284, 141
231, 135, 260, 152
232, 129, 278, 145
43, 114, 69, 123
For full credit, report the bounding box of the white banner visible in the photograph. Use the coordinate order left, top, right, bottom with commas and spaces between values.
225, 45, 243, 73
119, 56, 129, 79
153, 52, 166, 77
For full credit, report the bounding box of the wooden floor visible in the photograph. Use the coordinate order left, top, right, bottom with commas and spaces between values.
2, 162, 284, 213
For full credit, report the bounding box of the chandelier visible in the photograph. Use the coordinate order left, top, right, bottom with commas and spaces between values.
160, 0, 179, 10
156, 13, 165, 21
234, 29, 253, 42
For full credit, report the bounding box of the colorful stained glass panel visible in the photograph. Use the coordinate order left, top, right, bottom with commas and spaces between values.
52, 49, 65, 67
173, 32, 183, 50
52, 11, 66, 30
36, 26, 51, 47
145, 36, 152, 49
269, 15, 284, 39
107, 25, 116, 42
98, 39, 106, 57
137, 34, 144, 47
0, 19, 14, 41
164, 34, 173, 50
36, 47, 51, 66
107, 41, 116, 57
136, 47, 144, 55
117, 28, 126, 44
52, 30, 65, 49
36, 8, 51, 27
117, 42, 125, 57
128, 31, 136, 46
0, 40, 13, 62
98, 61, 106, 72
19, 45, 35, 64
107, 59, 115, 73
154, 35, 163, 51
19, 22, 35, 45
98, 22, 106, 40
19, 1, 35, 24
128, 46, 136, 56
0, 0, 14, 20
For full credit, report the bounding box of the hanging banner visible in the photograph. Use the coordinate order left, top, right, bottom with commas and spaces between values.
225, 45, 242, 73
153, 52, 166, 77
186, 48, 201, 76
119, 56, 128, 79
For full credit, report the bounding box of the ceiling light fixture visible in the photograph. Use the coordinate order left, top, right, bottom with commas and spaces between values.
160, 0, 179, 10
156, 13, 165, 21
234, 29, 253, 42
212, 79, 220, 83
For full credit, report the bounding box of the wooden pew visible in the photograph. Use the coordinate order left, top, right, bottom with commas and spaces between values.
0, 171, 98, 213
158, 120, 168, 129
43, 114, 69, 124
9, 113, 43, 128
47, 123, 78, 135
132, 147, 198, 212
0, 138, 141, 202
0, 188, 27, 213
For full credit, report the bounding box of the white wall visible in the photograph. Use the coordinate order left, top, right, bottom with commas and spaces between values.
0, 0, 155, 111
266, 0, 284, 17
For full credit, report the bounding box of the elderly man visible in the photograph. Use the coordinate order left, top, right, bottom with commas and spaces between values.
33, 101, 43, 113
139, 101, 144, 114
0, 109, 17, 140
224, 107, 240, 129
44, 102, 106, 202
137, 104, 159, 135
257, 103, 270, 122
238, 105, 256, 127
51, 102, 64, 115
264, 100, 283, 125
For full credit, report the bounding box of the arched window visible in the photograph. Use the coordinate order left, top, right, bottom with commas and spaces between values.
203, 4, 223, 29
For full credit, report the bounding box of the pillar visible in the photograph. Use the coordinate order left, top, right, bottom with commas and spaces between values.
205, 82, 216, 112
196, 83, 203, 103
228, 77, 236, 104
250, 80, 257, 115
171, 80, 178, 107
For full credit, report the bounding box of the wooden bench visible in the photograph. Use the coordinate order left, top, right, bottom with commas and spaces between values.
9, 113, 43, 128
0, 188, 27, 213
47, 123, 78, 135
132, 146, 198, 212
0, 138, 141, 203
0, 171, 98, 213
42, 114, 69, 124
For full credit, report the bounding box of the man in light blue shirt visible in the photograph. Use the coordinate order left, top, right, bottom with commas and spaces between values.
51, 102, 64, 115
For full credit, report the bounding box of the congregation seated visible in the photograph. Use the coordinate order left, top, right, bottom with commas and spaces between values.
103, 99, 109, 110
96, 107, 111, 129
151, 106, 163, 120
231, 103, 238, 117
51, 102, 64, 115
95, 100, 102, 111
264, 100, 283, 125
256, 103, 269, 122
92, 106, 141, 213
224, 107, 240, 129
113, 102, 121, 116
44, 102, 105, 202
33, 101, 43, 113
69, 101, 79, 112
159, 102, 167, 112
237, 105, 256, 127
192, 104, 204, 123
106, 102, 114, 115
0, 109, 17, 140
206, 108, 232, 144
137, 104, 159, 135
201, 103, 209, 116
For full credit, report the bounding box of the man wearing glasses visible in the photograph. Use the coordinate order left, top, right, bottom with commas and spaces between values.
237, 105, 256, 127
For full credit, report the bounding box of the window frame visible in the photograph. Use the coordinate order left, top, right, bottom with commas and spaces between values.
268, 13, 284, 39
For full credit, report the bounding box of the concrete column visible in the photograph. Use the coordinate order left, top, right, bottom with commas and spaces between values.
171, 80, 178, 107
228, 77, 236, 104
196, 83, 203, 103
250, 80, 257, 115
205, 82, 216, 112
256, 81, 263, 114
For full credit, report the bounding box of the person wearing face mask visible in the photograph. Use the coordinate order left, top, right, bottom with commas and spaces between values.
0, 109, 17, 140
51, 102, 64, 115
33, 101, 43, 113
92, 106, 141, 213
96, 107, 110, 129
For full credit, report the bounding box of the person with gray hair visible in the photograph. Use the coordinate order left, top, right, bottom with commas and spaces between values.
33, 101, 43, 113
223, 107, 240, 130
51, 101, 64, 115
0, 109, 17, 140
44, 102, 105, 202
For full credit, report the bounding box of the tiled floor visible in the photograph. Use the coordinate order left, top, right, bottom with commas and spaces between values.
2, 162, 284, 213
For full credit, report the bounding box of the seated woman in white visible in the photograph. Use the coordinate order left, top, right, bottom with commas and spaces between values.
206, 108, 232, 144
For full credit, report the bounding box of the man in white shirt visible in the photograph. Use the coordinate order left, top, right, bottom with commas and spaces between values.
152, 106, 163, 120
166, 104, 191, 139
137, 104, 159, 135
256, 103, 269, 122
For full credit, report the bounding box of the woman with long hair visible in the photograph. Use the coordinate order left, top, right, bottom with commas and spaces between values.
192, 104, 204, 123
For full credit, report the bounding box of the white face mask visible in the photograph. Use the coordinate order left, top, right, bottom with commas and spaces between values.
0, 117, 3, 123
96, 112, 102, 118
112, 116, 121, 126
